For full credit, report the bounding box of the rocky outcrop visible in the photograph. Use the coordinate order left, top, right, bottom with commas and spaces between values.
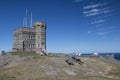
0, 53, 13, 68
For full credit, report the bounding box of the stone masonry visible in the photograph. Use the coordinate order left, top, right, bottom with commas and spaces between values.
12, 21, 47, 54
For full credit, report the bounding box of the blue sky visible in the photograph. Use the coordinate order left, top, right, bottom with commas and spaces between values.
0, 0, 120, 53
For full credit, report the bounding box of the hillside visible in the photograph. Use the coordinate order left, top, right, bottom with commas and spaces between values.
0, 52, 120, 80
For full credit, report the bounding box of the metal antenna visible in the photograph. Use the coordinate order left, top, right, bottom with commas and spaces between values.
23, 16, 24, 27
30, 12, 33, 27
23, 16, 25, 27
25, 8, 28, 27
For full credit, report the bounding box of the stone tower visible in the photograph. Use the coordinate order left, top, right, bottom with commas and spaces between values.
34, 22, 47, 54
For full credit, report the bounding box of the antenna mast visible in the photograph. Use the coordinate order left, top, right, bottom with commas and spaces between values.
23, 16, 25, 27
30, 12, 33, 27
25, 8, 28, 27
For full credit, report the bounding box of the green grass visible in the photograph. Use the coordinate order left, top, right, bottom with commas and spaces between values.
1, 53, 120, 80
107, 66, 120, 78
11, 52, 44, 59
0, 74, 16, 80
12, 52, 36, 57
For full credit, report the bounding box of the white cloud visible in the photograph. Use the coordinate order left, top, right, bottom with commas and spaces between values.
83, 9, 100, 14
83, 1, 116, 37
84, 11, 102, 16
95, 24, 104, 27
96, 26, 115, 36
83, 2, 112, 17
92, 19, 105, 24
83, 3, 101, 9
83, 8, 111, 17
87, 31, 92, 34
97, 32, 107, 36
83, 3, 107, 9
97, 31, 111, 36
88, 26, 115, 36
83, 8, 102, 16
74, 0, 83, 3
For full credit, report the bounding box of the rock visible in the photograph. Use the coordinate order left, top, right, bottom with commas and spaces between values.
65, 59, 74, 65
65, 56, 83, 65
40, 65, 58, 76
63, 68, 77, 76
12, 57, 32, 63
0, 53, 13, 68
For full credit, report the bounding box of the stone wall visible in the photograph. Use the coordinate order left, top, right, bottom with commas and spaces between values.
12, 21, 47, 54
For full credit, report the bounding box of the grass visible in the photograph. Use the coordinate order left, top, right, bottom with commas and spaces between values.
0, 52, 120, 80
0, 73, 16, 80
11, 52, 45, 59
107, 66, 120, 78
12, 52, 37, 57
